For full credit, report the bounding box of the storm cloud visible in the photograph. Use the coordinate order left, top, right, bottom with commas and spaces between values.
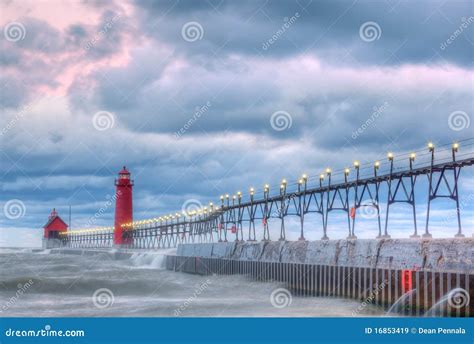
0, 0, 472, 246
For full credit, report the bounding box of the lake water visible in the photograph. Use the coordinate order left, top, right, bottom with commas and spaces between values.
0, 248, 385, 317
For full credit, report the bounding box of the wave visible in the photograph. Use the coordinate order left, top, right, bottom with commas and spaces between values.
0, 247, 36, 254
129, 252, 166, 269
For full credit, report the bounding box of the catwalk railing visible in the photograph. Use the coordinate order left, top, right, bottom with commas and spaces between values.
61, 141, 474, 249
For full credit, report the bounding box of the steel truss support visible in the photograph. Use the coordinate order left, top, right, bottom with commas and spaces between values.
425, 147, 464, 238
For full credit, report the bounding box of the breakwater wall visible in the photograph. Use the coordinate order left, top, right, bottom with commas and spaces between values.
166, 239, 473, 316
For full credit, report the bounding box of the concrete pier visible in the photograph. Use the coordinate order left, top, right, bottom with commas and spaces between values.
167, 238, 473, 316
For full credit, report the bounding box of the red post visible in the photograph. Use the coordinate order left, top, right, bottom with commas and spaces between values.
114, 166, 133, 245
401, 269, 413, 293
350, 207, 356, 219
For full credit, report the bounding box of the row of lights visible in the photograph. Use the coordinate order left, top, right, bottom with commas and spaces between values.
67, 142, 459, 233
121, 204, 224, 229
61, 226, 114, 235
216, 142, 458, 194
123, 141, 460, 229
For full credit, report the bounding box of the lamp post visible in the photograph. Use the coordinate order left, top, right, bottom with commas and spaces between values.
423, 143, 435, 238
249, 187, 256, 241
236, 192, 242, 242
373, 161, 382, 239
452, 143, 464, 238
279, 179, 287, 241
298, 174, 307, 241
263, 184, 270, 241
409, 152, 420, 238
322, 168, 331, 240
349, 161, 360, 239
382, 153, 394, 239
219, 195, 224, 242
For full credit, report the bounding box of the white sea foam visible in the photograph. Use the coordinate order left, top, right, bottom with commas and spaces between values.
129, 249, 176, 269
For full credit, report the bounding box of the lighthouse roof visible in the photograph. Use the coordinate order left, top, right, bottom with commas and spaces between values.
119, 166, 130, 174
43, 211, 68, 229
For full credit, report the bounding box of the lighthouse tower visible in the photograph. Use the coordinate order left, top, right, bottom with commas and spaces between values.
114, 166, 133, 245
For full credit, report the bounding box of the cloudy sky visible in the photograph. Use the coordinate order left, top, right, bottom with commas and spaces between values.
1, 0, 473, 246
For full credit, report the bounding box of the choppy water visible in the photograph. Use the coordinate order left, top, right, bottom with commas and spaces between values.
0, 248, 385, 317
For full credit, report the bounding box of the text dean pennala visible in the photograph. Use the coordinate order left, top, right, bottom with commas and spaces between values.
365, 327, 466, 335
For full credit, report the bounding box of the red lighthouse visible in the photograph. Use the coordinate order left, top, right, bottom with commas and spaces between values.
114, 166, 133, 245
43, 208, 68, 239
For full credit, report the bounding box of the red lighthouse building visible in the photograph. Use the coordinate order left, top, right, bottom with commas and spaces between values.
114, 166, 133, 245
43, 208, 68, 247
